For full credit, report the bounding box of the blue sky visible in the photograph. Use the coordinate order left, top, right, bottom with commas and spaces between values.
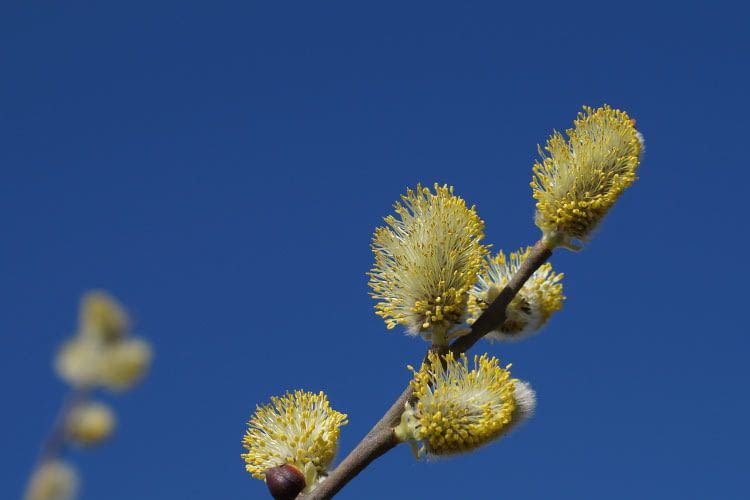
2, 1, 748, 499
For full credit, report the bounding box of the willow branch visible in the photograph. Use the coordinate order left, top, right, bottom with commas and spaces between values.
38, 387, 89, 464
450, 239, 553, 354
301, 239, 552, 499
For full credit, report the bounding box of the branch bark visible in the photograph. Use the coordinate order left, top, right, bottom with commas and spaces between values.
301, 239, 552, 499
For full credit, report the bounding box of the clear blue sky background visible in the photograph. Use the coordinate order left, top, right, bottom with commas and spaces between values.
2, 1, 748, 499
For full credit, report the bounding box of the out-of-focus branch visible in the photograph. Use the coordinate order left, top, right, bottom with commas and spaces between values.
301, 239, 552, 499
38, 387, 90, 463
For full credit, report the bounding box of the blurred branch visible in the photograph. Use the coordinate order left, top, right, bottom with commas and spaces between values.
38, 387, 90, 463
301, 239, 552, 499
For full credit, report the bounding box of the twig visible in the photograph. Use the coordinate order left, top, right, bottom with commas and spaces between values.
38, 387, 90, 464
450, 240, 553, 354
301, 239, 552, 499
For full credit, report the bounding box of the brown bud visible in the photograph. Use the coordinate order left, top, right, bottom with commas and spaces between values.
265, 464, 306, 500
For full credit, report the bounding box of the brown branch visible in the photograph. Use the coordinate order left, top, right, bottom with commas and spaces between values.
301, 239, 552, 499
38, 387, 90, 463
450, 240, 553, 354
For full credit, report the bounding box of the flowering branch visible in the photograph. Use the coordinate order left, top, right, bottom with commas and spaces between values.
241, 105, 644, 500
301, 240, 552, 499
24, 292, 153, 500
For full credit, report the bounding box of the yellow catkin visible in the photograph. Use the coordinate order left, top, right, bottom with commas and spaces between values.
241, 390, 348, 489
79, 291, 130, 342
24, 461, 78, 500
399, 351, 518, 456
531, 105, 643, 248
55, 337, 106, 387
99, 338, 153, 391
66, 401, 116, 446
368, 183, 489, 341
